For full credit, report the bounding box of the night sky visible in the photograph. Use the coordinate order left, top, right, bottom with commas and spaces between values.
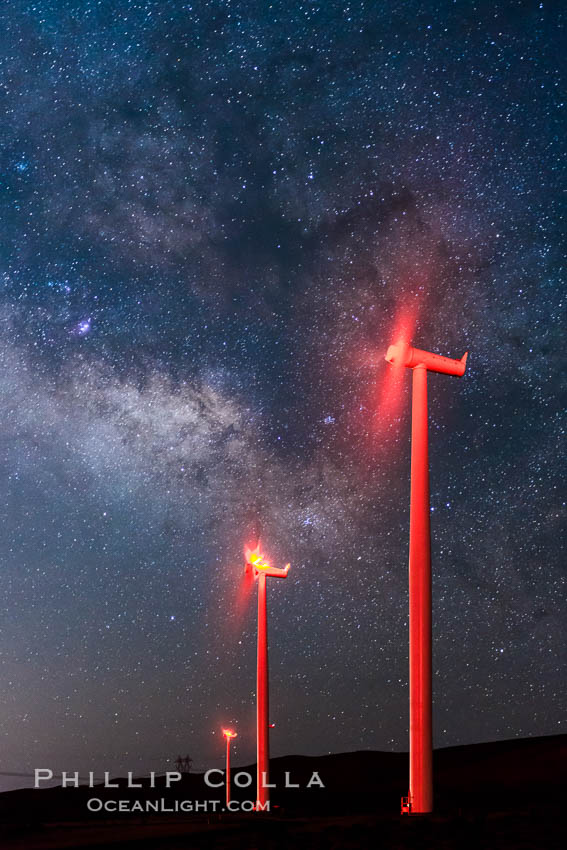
0, 1, 564, 786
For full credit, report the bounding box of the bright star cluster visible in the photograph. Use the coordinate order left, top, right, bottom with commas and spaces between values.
0, 1, 564, 786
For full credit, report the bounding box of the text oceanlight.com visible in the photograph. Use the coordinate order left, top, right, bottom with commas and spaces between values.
86, 799, 266, 813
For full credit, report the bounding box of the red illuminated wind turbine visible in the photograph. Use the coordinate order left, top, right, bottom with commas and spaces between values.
222, 728, 237, 807
245, 544, 290, 810
385, 340, 468, 816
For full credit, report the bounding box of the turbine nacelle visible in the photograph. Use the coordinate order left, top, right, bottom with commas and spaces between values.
385, 341, 468, 376
245, 545, 290, 579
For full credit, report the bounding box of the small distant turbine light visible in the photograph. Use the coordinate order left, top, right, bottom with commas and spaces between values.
222, 728, 237, 807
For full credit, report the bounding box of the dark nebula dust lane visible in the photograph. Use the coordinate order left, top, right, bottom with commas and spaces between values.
0, 1, 564, 785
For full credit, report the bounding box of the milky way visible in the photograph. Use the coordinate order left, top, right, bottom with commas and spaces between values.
0, 1, 564, 785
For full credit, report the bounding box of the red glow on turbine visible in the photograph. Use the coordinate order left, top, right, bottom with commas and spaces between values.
245, 544, 268, 570
387, 339, 468, 816
374, 302, 419, 430
245, 544, 290, 578
245, 542, 290, 811
234, 560, 255, 619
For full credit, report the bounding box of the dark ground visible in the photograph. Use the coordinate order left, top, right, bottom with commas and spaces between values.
1, 735, 564, 849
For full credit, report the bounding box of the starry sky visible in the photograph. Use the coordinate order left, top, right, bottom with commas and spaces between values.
0, 0, 564, 787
